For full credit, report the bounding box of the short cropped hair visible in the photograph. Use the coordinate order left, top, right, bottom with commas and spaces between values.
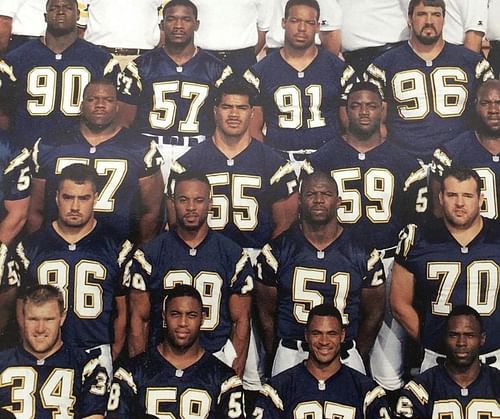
56, 164, 99, 193
82, 78, 116, 99
284, 0, 320, 20
306, 304, 344, 329
448, 305, 484, 333
347, 82, 384, 102
408, 0, 446, 16
173, 171, 211, 196
21, 284, 65, 315
163, 284, 203, 312
299, 170, 339, 196
441, 166, 482, 196
214, 76, 259, 107
163, 0, 198, 20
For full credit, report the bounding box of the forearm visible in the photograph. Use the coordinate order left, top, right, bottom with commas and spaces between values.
138, 211, 161, 244
231, 317, 251, 363
392, 304, 420, 341
356, 314, 383, 357
0, 211, 27, 245
0, 16, 12, 54
463, 30, 484, 53
128, 315, 149, 357
112, 316, 127, 360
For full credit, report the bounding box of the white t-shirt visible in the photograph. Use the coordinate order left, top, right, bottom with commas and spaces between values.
193, 0, 272, 50
487, 0, 500, 41
266, 0, 342, 48
78, 0, 165, 49
443, 0, 487, 45
340, 0, 409, 52
0, 0, 46, 37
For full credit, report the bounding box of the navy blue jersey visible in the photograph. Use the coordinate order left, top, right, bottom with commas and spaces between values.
0, 344, 109, 419
256, 225, 385, 342
395, 219, 500, 353
432, 130, 500, 220
365, 43, 494, 158
129, 230, 254, 352
169, 138, 298, 248
15, 223, 134, 348
0, 39, 120, 147
32, 127, 162, 239
244, 49, 357, 152
107, 349, 245, 418
0, 244, 18, 293
118, 48, 232, 137
304, 138, 428, 250
254, 363, 390, 419
396, 365, 500, 419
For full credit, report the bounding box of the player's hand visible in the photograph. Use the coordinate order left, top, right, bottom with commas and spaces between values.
232, 356, 245, 377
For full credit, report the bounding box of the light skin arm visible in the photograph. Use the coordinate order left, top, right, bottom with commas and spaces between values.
271, 192, 298, 239
463, 30, 484, 53
83, 415, 104, 419
356, 284, 385, 358
112, 295, 127, 360
0, 197, 29, 245
0, 16, 12, 54
255, 29, 267, 55
390, 261, 419, 341
137, 172, 164, 244
116, 102, 137, 128
319, 30, 341, 56
27, 178, 46, 234
249, 106, 265, 141
128, 288, 151, 357
254, 281, 277, 355
0, 287, 16, 334
229, 293, 252, 377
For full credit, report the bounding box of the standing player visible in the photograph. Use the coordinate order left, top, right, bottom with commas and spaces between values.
0, 0, 120, 148
396, 306, 500, 418
15, 165, 134, 377
0, 285, 109, 419
244, 0, 356, 171
364, 0, 494, 159
168, 77, 298, 255
128, 172, 257, 387
107, 284, 245, 418
28, 78, 164, 243
253, 304, 390, 419
432, 79, 500, 220
391, 167, 500, 372
117, 0, 232, 181
256, 171, 386, 376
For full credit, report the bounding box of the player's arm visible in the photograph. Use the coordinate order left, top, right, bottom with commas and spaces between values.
390, 261, 419, 341
0, 15, 12, 53
0, 197, 29, 245
357, 283, 385, 358
319, 30, 341, 56
27, 178, 46, 234
116, 101, 137, 128
229, 293, 252, 377
250, 106, 265, 141
256, 29, 267, 55
128, 288, 151, 356
0, 286, 16, 334
254, 280, 277, 356
112, 295, 127, 360
271, 192, 298, 238
463, 30, 485, 53
106, 367, 137, 418
137, 171, 164, 244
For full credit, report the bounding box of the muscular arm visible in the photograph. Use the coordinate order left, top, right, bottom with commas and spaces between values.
0, 287, 16, 334
319, 30, 341, 56
271, 192, 298, 239
229, 293, 252, 377
112, 295, 127, 360
356, 284, 385, 357
166, 197, 176, 230
254, 281, 277, 356
390, 262, 419, 341
128, 289, 151, 357
137, 172, 164, 244
463, 30, 484, 53
0, 16, 12, 54
250, 106, 265, 141
116, 102, 137, 128
0, 197, 29, 245
256, 29, 267, 56
27, 178, 46, 234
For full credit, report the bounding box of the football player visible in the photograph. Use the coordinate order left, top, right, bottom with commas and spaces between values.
253, 304, 391, 419
128, 172, 256, 387
117, 0, 232, 182
396, 306, 500, 419
168, 76, 298, 256
15, 164, 134, 377
391, 167, 500, 372
0, 284, 109, 418
256, 171, 386, 376
0, 0, 120, 148
244, 0, 356, 172
364, 0, 494, 159
28, 78, 164, 243
107, 284, 245, 418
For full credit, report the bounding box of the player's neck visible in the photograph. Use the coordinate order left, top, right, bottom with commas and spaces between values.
445, 215, 483, 247
24, 338, 64, 361
43, 30, 78, 54
80, 121, 122, 146
176, 224, 209, 249
475, 130, 500, 155
212, 130, 252, 158
163, 43, 198, 66
305, 356, 342, 381
301, 221, 343, 250
158, 341, 205, 370
409, 37, 445, 62
281, 45, 318, 71
445, 359, 482, 389
52, 218, 97, 244
343, 132, 384, 153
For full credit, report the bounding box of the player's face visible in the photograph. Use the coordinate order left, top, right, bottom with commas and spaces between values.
163, 296, 203, 351
45, 0, 79, 36
347, 90, 383, 139
445, 315, 485, 369
305, 315, 345, 366
439, 177, 483, 230
409, 3, 444, 45
214, 94, 253, 138
22, 300, 65, 359
81, 83, 119, 129
282, 5, 319, 50
162, 5, 199, 48
300, 177, 340, 225
56, 180, 97, 228
476, 83, 500, 136
174, 180, 211, 231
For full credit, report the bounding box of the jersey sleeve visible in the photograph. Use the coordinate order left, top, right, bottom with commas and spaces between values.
0, 58, 17, 103
116, 239, 135, 296
229, 249, 254, 296
31, 137, 57, 180
430, 146, 453, 178
13, 241, 33, 291
216, 374, 246, 419
362, 247, 386, 288
363, 384, 392, 419
117, 58, 143, 105
139, 138, 163, 178
459, 0, 487, 33
2, 145, 31, 201
126, 246, 155, 292
318, 0, 342, 31
252, 383, 284, 419
166, 158, 189, 197
394, 224, 419, 270
78, 355, 110, 417
399, 160, 430, 226
256, 241, 281, 287
106, 366, 139, 418
0, 243, 18, 292
395, 379, 432, 419
267, 157, 298, 203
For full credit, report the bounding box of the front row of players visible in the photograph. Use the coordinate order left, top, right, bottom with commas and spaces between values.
1, 283, 499, 418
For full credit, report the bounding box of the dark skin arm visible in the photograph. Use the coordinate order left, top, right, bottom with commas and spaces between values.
271, 192, 298, 239
112, 295, 127, 360
0, 197, 30, 245
254, 280, 277, 356
0, 16, 12, 54
27, 178, 46, 234
128, 288, 151, 357
229, 293, 252, 377
137, 172, 164, 244
356, 284, 385, 358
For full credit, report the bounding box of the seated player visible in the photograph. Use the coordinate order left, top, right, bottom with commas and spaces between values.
0, 284, 109, 418
107, 284, 245, 418
253, 304, 390, 419
396, 305, 500, 419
